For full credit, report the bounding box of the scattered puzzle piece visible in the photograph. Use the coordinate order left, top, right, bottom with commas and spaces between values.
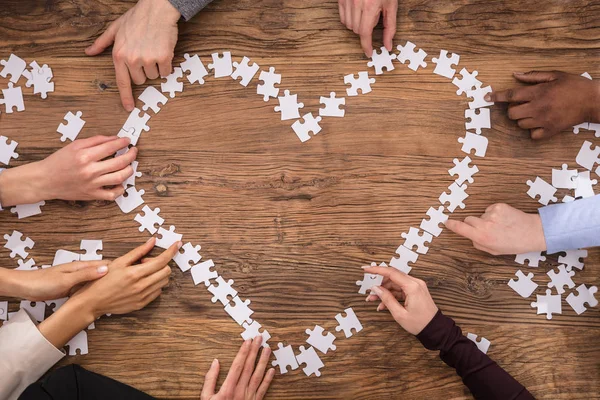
573, 170, 597, 198
0, 54, 26, 83
526, 177, 557, 205
305, 325, 337, 354
23, 61, 54, 99
80, 240, 102, 261
20, 300, 45, 322
161, 67, 184, 98
231, 56, 259, 87
458, 132, 488, 157
1, 83, 25, 113
515, 251, 546, 267
319, 92, 345, 117
432, 50, 459, 79
508, 270, 538, 298
558, 249, 587, 272
0, 135, 18, 165
291, 113, 322, 143
576, 140, 600, 171
552, 164, 578, 189
395, 41, 427, 71
208, 51, 233, 78
344, 71, 375, 96
16, 258, 36, 271
274, 90, 304, 120
10, 201, 45, 219
296, 346, 324, 377
271, 343, 299, 374
531, 289, 561, 320
452, 68, 482, 96
53, 249, 80, 266
367, 46, 396, 75
334, 307, 363, 338
66, 330, 88, 355
57, 111, 85, 142
115, 186, 145, 214
138, 86, 168, 113
3, 230, 34, 259
465, 108, 490, 134
547, 265, 576, 295
122, 160, 142, 188
566, 284, 598, 315
257, 67, 281, 101
466, 86, 493, 109
181, 53, 208, 84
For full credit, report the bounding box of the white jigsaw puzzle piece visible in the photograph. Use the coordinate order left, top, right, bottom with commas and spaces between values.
53, 249, 80, 266
134, 205, 164, 234
439, 182, 468, 212
566, 284, 598, 315
191, 259, 218, 286
231, 56, 259, 87
271, 343, 299, 374
156, 225, 182, 249
401, 227, 432, 254
305, 325, 336, 354
452, 68, 482, 96
57, 111, 85, 142
573, 170, 597, 198
0, 136, 19, 165
420, 206, 448, 237
531, 289, 561, 320
274, 90, 304, 120
296, 346, 324, 377
356, 262, 386, 294
138, 86, 168, 113
181, 53, 209, 84
449, 156, 479, 185
241, 320, 271, 347
526, 177, 557, 205
508, 270, 538, 298
466, 333, 490, 354
514, 251, 546, 267
66, 330, 89, 355
257, 67, 281, 101
161, 67, 184, 98
208, 51, 233, 78
10, 201, 45, 219
1, 83, 25, 113
465, 108, 490, 133
458, 132, 488, 157
367, 46, 396, 75
208, 276, 237, 305
558, 249, 587, 271
291, 113, 322, 143
432, 50, 459, 79
395, 41, 427, 71
115, 186, 145, 214
344, 71, 375, 96
224, 296, 254, 325
319, 92, 345, 117
80, 240, 103, 261
0, 54, 26, 83
3, 230, 34, 259
334, 307, 363, 338
20, 300, 45, 322
389, 245, 418, 274
173, 242, 202, 272
552, 164, 578, 189
547, 265, 575, 295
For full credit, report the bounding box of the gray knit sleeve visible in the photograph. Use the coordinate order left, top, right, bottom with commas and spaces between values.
168, 0, 213, 21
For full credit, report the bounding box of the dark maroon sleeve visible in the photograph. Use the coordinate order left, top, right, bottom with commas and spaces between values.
416, 310, 535, 400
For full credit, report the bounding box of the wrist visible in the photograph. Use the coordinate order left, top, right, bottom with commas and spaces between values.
530, 213, 547, 252
141, 0, 181, 24
0, 162, 49, 207
38, 295, 96, 349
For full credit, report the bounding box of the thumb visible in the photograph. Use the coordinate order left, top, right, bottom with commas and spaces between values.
85, 21, 119, 56
370, 285, 407, 320
201, 359, 220, 399
69, 264, 108, 286
513, 71, 558, 84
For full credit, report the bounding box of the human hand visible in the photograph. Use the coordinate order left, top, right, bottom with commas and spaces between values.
489, 71, 600, 140
85, 0, 180, 111
201, 336, 275, 400
363, 265, 438, 335
0, 136, 137, 206
0, 261, 108, 301
338, 0, 398, 57
444, 203, 546, 256
70, 237, 180, 319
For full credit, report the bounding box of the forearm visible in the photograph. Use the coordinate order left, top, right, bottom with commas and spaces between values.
0, 162, 47, 207
591, 80, 600, 123
539, 194, 600, 254
417, 311, 533, 400
0, 268, 30, 298
167, 0, 211, 20
38, 296, 95, 349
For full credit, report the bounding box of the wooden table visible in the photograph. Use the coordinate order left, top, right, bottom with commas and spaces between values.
1, 0, 599, 398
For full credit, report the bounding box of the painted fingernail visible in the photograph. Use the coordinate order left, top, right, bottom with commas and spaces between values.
97, 265, 108, 274
371, 286, 382, 295
484, 94, 492, 102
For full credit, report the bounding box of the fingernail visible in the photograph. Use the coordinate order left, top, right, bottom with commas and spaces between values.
212, 358, 218, 366
514, 71, 524, 75
377, 304, 382, 312
484, 94, 492, 102
361, 266, 370, 269
371, 286, 382, 295
146, 237, 154, 244
97, 265, 108, 274
177, 241, 183, 249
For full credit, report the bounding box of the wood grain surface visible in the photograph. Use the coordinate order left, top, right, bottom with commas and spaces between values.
1, 0, 599, 399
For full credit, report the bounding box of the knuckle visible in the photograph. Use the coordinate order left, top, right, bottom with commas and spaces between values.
116, 77, 130, 89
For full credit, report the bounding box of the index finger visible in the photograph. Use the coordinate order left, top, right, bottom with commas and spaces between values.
361, 266, 416, 289
114, 57, 135, 112
444, 218, 482, 242
86, 137, 131, 161
382, 1, 398, 51
359, 8, 379, 57
489, 86, 534, 104
112, 237, 156, 267
134, 241, 181, 277
221, 340, 252, 391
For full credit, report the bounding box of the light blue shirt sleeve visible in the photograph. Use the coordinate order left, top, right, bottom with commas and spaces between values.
539, 194, 600, 254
